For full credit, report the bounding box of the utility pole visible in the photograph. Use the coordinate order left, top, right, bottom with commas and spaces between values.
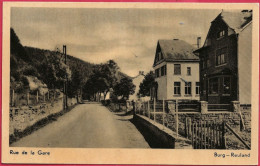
63, 45, 68, 109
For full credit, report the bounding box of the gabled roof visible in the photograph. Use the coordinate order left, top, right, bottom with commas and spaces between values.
194, 10, 252, 54
218, 10, 252, 32
156, 39, 199, 63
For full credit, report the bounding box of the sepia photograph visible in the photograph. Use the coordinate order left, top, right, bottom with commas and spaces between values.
2, 2, 259, 165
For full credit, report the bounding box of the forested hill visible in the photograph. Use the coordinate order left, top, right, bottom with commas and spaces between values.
10, 28, 130, 98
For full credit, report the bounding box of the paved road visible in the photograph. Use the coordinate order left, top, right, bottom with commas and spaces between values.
11, 103, 150, 148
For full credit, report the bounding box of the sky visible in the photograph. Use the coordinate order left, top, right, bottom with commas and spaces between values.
11, 7, 221, 77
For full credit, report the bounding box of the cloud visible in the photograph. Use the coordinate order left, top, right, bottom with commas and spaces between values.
11, 8, 221, 77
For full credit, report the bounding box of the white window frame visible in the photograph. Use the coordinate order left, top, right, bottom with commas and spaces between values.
174, 82, 181, 95
185, 82, 192, 95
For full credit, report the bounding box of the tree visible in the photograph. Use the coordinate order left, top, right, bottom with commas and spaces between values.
138, 71, 156, 97
82, 65, 108, 101
99, 60, 120, 99
113, 77, 135, 101
82, 60, 120, 101
10, 28, 30, 62
39, 52, 71, 90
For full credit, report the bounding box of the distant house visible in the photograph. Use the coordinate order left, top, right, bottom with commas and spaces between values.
129, 71, 150, 101
193, 10, 252, 105
153, 39, 200, 101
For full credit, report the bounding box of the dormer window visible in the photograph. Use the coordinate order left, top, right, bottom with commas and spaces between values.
217, 30, 225, 39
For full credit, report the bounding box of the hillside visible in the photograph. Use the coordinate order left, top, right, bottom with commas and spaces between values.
10, 28, 130, 98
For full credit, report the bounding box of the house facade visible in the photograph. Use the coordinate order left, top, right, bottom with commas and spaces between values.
129, 71, 150, 101
194, 10, 252, 105
153, 39, 200, 101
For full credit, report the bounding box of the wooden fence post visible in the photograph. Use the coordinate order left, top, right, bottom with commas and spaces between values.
210, 121, 214, 149
185, 117, 188, 138
216, 123, 219, 148
188, 118, 192, 139
153, 99, 156, 122
176, 100, 179, 138
195, 122, 197, 149
148, 101, 150, 119
199, 120, 202, 149
222, 121, 226, 149
204, 120, 206, 149
192, 123, 194, 148
213, 121, 216, 148
207, 121, 210, 149
163, 98, 165, 129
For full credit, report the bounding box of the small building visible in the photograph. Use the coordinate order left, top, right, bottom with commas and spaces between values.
129, 71, 150, 101
193, 10, 252, 105
153, 39, 200, 101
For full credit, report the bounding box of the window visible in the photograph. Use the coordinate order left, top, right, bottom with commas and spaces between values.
209, 77, 219, 94
223, 77, 231, 94
217, 30, 225, 38
160, 65, 167, 76
185, 82, 191, 95
174, 82, 181, 95
161, 66, 165, 76
196, 82, 200, 95
216, 48, 227, 66
187, 67, 191, 75
174, 64, 181, 75
155, 68, 160, 78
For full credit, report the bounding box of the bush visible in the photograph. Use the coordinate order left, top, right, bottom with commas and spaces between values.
101, 100, 111, 106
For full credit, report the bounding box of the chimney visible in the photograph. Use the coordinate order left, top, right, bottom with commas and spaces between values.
197, 37, 201, 48
241, 10, 252, 19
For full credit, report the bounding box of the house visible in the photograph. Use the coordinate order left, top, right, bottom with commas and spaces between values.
193, 10, 252, 105
153, 39, 200, 101
129, 71, 150, 101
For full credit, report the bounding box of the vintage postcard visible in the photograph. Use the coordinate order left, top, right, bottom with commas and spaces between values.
1, 2, 259, 165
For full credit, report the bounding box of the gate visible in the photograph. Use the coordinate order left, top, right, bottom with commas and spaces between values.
186, 120, 226, 149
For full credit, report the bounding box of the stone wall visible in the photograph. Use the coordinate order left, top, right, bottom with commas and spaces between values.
154, 107, 251, 137
9, 97, 77, 135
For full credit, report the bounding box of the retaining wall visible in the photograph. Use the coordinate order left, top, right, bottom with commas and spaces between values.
9, 97, 77, 135
155, 107, 251, 137
133, 114, 192, 149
